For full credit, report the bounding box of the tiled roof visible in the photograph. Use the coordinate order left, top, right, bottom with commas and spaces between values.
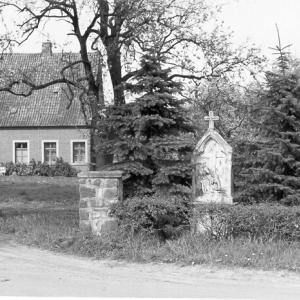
0, 52, 96, 127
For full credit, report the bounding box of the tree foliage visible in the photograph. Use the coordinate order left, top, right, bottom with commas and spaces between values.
189, 77, 259, 141
97, 54, 195, 197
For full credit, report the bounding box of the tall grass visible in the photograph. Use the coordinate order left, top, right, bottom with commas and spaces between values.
0, 210, 78, 247
0, 211, 299, 272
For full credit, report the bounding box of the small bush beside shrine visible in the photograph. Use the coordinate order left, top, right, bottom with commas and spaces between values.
110, 193, 191, 240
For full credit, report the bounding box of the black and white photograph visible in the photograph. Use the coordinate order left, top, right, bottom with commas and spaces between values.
0, 0, 299, 298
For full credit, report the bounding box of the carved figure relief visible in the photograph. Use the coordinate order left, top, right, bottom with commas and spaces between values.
196, 164, 220, 195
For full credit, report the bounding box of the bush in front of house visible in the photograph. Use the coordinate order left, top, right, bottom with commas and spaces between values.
110, 193, 191, 241
48, 158, 78, 177
194, 203, 300, 242
2, 158, 78, 177
2, 161, 34, 176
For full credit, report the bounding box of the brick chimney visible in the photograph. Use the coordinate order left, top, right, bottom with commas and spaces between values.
41, 41, 52, 56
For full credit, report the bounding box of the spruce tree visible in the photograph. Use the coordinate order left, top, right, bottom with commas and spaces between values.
97, 54, 195, 197
238, 45, 300, 205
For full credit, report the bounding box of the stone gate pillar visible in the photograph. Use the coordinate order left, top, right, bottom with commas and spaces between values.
78, 171, 123, 235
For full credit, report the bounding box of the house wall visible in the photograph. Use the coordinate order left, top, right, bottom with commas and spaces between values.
0, 127, 91, 172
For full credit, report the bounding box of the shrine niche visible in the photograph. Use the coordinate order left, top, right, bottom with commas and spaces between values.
192, 111, 233, 204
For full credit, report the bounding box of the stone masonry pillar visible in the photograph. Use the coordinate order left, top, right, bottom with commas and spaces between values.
78, 171, 123, 235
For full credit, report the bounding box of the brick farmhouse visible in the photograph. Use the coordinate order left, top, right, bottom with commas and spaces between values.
0, 43, 94, 172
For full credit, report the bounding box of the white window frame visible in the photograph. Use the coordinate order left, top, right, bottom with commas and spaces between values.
12, 140, 30, 164
42, 140, 59, 164
70, 139, 88, 165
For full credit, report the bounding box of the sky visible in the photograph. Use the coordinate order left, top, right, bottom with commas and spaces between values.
221, 0, 300, 58
4, 0, 300, 61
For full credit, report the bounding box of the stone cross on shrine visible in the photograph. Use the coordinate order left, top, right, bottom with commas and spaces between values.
204, 111, 219, 130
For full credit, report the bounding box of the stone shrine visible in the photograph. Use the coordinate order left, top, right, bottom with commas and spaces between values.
192, 111, 233, 204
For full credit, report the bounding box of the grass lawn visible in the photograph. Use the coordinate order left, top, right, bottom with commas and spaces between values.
0, 176, 299, 273
0, 176, 78, 216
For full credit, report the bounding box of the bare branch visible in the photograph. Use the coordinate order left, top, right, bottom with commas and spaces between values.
0, 77, 76, 97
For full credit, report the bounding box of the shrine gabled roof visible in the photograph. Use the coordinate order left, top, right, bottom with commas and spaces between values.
0, 50, 97, 128
194, 129, 232, 154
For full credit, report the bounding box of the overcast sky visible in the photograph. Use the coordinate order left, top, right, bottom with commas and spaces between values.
9, 0, 300, 61
221, 0, 300, 58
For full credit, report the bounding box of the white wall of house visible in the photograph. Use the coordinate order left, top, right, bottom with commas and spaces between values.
0, 127, 91, 171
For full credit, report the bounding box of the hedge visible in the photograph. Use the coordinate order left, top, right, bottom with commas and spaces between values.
194, 203, 300, 242
111, 196, 300, 242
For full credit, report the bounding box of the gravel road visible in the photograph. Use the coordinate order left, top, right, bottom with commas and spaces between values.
0, 235, 300, 298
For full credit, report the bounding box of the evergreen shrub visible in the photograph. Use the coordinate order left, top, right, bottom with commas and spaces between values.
110, 193, 191, 241
97, 54, 195, 197
235, 49, 300, 205
2, 158, 78, 177
194, 203, 300, 241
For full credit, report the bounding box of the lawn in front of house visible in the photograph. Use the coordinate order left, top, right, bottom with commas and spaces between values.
0, 176, 79, 216
0, 176, 79, 247
0, 176, 299, 273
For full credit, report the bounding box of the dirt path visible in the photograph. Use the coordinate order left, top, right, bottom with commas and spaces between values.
0, 236, 300, 298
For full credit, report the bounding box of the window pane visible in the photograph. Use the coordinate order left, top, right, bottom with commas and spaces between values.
44, 142, 56, 150
15, 142, 28, 163
73, 142, 85, 163
44, 142, 57, 164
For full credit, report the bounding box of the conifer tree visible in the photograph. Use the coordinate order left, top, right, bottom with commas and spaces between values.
97, 54, 195, 197
237, 40, 300, 205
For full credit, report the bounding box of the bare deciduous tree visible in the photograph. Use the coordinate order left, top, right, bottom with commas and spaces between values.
0, 0, 262, 104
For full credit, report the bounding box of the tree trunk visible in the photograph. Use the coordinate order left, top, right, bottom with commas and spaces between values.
107, 50, 125, 106
90, 131, 113, 170
98, 0, 125, 106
